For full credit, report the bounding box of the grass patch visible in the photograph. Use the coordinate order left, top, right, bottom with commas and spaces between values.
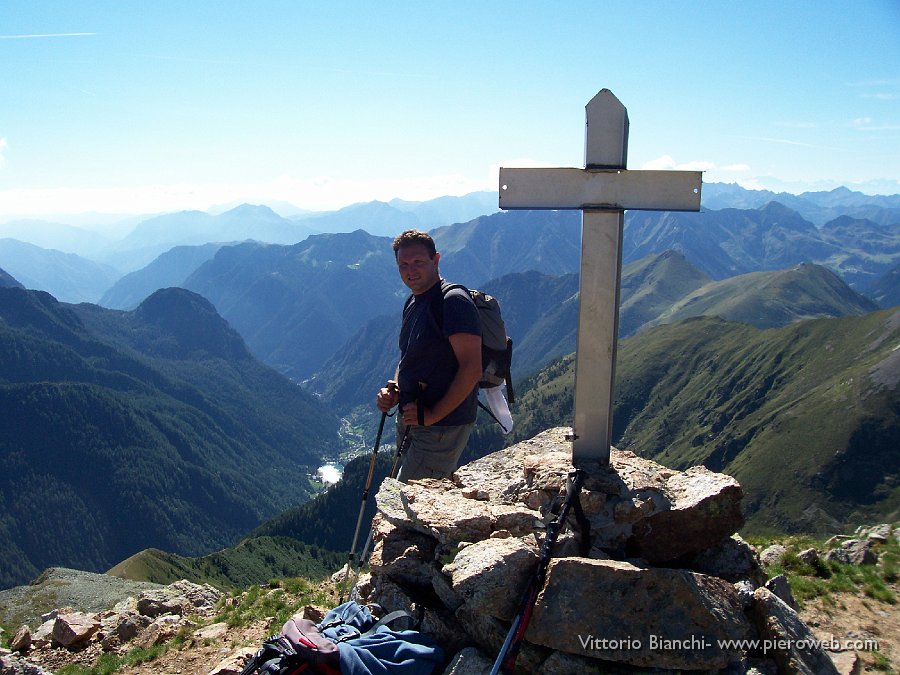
757, 528, 899, 608
214, 577, 337, 631
56, 644, 169, 675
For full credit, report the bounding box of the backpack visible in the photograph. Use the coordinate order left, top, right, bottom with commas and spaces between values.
241, 601, 443, 675
437, 281, 515, 403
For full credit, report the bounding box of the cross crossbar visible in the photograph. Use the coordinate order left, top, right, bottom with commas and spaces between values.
499, 168, 701, 211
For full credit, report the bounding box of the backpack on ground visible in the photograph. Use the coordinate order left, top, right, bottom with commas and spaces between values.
241, 601, 443, 675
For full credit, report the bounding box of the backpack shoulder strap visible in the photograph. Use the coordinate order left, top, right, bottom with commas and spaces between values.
359, 609, 415, 637
431, 281, 470, 330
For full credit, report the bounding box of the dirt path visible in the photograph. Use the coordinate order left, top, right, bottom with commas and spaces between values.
799, 586, 899, 672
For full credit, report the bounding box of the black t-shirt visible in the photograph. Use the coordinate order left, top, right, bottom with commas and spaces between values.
397, 280, 481, 426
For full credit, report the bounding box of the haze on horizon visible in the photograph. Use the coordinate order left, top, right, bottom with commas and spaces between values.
1, 1, 898, 222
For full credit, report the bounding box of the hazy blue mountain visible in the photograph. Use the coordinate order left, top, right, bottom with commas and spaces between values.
99, 243, 223, 310
290, 191, 499, 237
0, 267, 23, 289
479, 271, 580, 378
0, 219, 112, 257
98, 204, 318, 272
433, 209, 582, 286
0, 239, 121, 303
868, 264, 900, 309
182, 211, 585, 381
623, 202, 900, 288
388, 191, 499, 229
819, 215, 900, 289
291, 201, 421, 237
183, 231, 406, 380
0, 286, 340, 589
304, 313, 399, 412
701, 183, 900, 227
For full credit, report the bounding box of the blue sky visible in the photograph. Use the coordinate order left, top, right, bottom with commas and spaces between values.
1, 1, 898, 219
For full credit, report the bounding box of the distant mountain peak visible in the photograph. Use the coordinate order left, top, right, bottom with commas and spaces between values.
223, 203, 280, 217
0, 266, 23, 289
133, 287, 250, 360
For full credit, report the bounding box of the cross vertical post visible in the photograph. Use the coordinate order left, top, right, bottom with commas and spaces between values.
498, 89, 702, 466
574, 91, 628, 465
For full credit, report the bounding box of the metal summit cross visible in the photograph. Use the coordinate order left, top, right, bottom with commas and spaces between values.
499, 89, 702, 466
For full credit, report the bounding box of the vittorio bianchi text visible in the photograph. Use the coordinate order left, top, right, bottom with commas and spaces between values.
577, 634, 880, 654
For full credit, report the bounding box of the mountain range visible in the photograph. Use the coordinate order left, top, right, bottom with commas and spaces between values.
309, 252, 880, 415
700, 183, 900, 226
2, 184, 897, 311
99, 201, 899, 390
0, 286, 340, 589
0, 183, 898, 591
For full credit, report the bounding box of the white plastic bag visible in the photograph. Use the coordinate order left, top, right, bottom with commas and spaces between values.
484, 385, 513, 434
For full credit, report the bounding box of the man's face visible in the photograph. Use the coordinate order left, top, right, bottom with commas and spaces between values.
396, 243, 440, 295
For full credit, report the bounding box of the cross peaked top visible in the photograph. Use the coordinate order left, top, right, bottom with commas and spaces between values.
498, 88, 702, 465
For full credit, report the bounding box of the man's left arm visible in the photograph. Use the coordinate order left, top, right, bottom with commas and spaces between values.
401, 332, 481, 427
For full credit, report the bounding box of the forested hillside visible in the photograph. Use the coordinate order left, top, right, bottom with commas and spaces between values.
0, 287, 340, 589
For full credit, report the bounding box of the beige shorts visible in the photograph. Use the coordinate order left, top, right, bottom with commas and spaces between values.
395, 419, 473, 482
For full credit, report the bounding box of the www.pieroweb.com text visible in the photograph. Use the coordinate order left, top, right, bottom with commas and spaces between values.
578, 634, 880, 654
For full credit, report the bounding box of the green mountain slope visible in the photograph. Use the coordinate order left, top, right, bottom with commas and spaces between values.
0, 287, 340, 589
505, 309, 900, 534
107, 537, 343, 589
250, 450, 395, 555
648, 263, 878, 330
619, 250, 712, 336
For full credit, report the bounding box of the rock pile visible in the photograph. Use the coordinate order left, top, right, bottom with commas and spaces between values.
1, 579, 223, 675
357, 427, 843, 674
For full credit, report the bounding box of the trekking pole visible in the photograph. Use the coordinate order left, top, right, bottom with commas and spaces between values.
351, 423, 413, 594
339, 410, 388, 604
491, 469, 587, 675
389, 423, 412, 480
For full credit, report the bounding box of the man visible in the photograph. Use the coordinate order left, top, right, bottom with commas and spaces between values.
376, 229, 482, 482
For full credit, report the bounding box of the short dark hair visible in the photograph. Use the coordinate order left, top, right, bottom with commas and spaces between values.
392, 230, 436, 259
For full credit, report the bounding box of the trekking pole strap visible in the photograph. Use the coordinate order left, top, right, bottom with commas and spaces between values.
477, 399, 511, 433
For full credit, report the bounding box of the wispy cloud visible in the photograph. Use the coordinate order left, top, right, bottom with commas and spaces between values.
0, 32, 96, 39
640, 155, 718, 172
0, 138, 7, 169
851, 117, 900, 132
736, 135, 842, 151
775, 121, 818, 129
